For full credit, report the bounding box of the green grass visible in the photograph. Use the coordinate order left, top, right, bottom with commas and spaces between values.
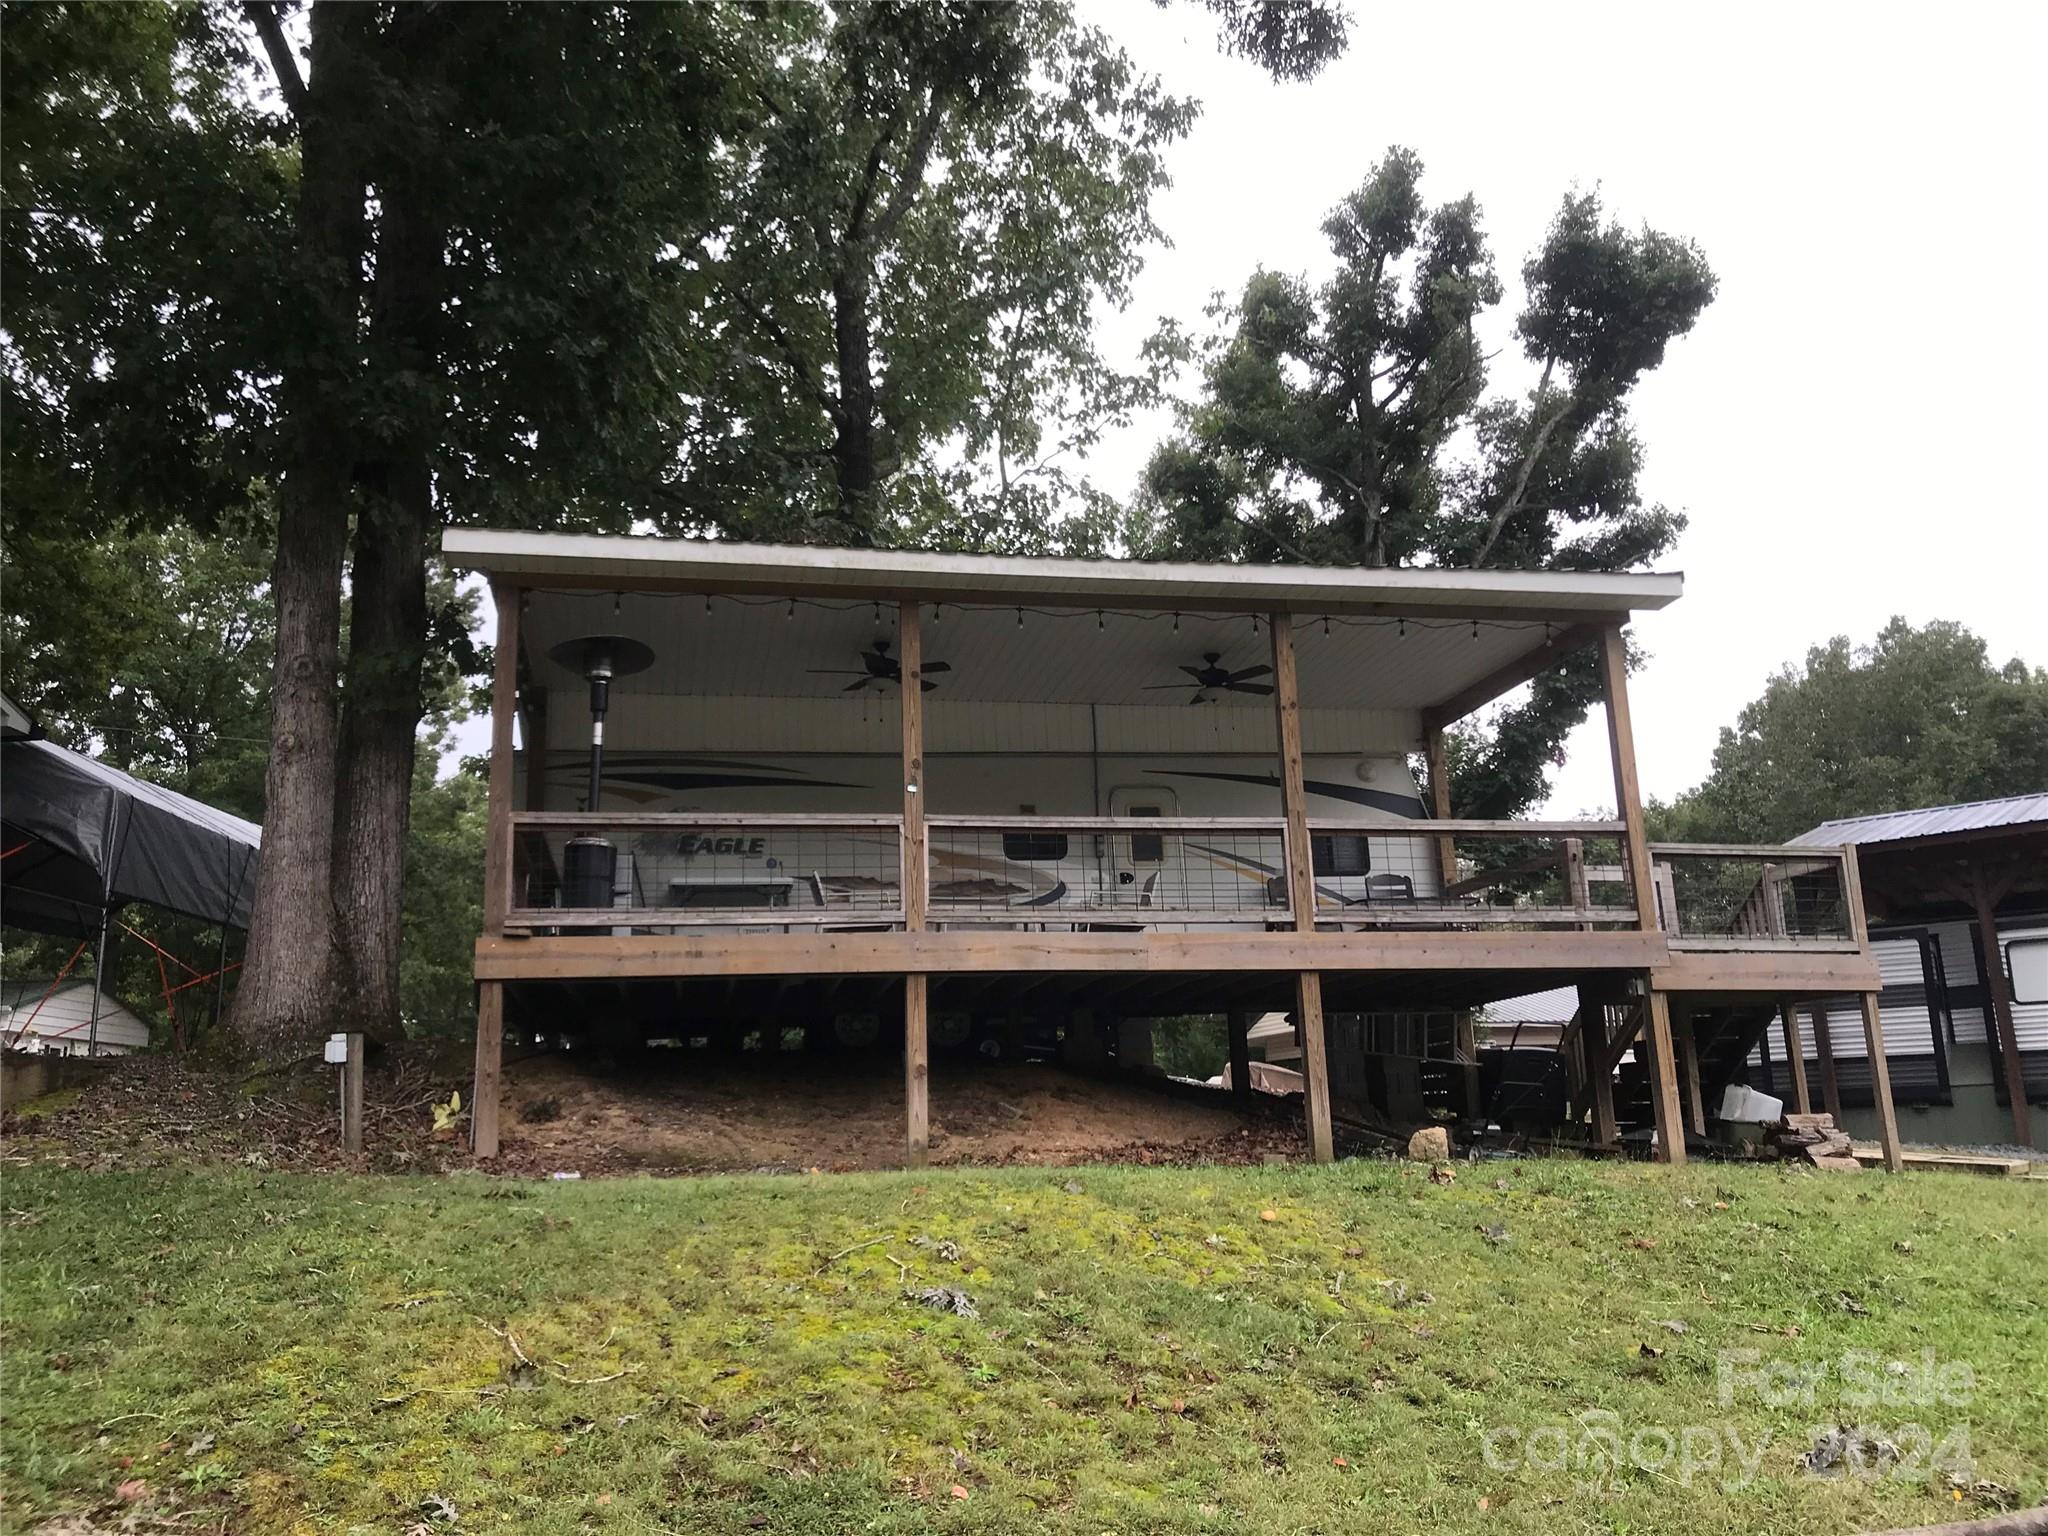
1, 1160, 2043, 1534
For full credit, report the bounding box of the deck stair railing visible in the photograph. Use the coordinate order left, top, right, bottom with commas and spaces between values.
1646, 844, 1857, 949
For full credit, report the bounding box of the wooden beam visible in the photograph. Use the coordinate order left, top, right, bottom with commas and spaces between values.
1810, 1001, 1845, 1121
474, 927, 1675, 981
1676, 1006, 1706, 1135
482, 582, 522, 935
472, 980, 504, 1159
1423, 725, 1458, 889
1651, 948, 1883, 996
1577, 986, 1620, 1145
1227, 1010, 1253, 1112
1860, 990, 1905, 1172
1778, 998, 1812, 1114
1596, 626, 1658, 931
1643, 986, 1687, 1165
1421, 623, 1602, 731
1272, 614, 1333, 1163
1970, 860, 2033, 1149
905, 974, 929, 1168
899, 600, 929, 1169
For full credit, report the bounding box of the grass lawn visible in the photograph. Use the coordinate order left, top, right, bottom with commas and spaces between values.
1, 1159, 2043, 1535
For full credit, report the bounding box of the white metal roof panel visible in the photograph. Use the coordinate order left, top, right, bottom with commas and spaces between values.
443, 529, 1682, 618
1794, 794, 2048, 848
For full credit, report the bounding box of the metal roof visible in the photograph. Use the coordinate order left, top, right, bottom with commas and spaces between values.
1479, 986, 1580, 1026
1793, 794, 2048, 849
442, 529, 1684, 619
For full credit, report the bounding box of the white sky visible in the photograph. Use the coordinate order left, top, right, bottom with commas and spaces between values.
1080, 0, 2048, 814
460, 3, 2046, 813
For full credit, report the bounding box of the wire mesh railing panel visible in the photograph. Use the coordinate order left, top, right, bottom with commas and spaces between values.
508, 814, 904, 929
1647, 848, 1853, 946
1304, 820, 1638, 929
925, 819, 1289, 926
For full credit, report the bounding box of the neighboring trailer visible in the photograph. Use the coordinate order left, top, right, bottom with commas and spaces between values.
0, 980, 151, 1056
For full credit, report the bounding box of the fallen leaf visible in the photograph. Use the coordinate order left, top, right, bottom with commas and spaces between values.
1259, 1209, 1278, 1222
596, 1493, 613, 1506
1837, 1292, 1870, 1317
1639, 1343, 1665, 1358
1332, 1455, 1349, 1468
1658, 1318, 1690, 1334
950, 1484, 971, 1500
116, 1480, 148, 1503
1628, 1236, 1658, 1250
1478, 1495, 1491, 1510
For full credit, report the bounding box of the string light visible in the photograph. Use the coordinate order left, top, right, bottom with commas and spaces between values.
873, 601, 882, 631
1322, 615, 1331, 636
931, 603, 940, 624
1251, 613, 1261, 635
703, 593, 712, 616
1398, 618, 1407, 639
1097, 609, 1105, 631
786, 598, 795, 621
613, 592, 622, 617
1471, 619, 1480, 642
1016, 606, 1024, 629
1172, 611, 1181, 633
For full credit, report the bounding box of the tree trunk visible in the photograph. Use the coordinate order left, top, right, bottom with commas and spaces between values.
230, 0, 370, 1050
830, 260, 880, 531
331, 161, 445, 1040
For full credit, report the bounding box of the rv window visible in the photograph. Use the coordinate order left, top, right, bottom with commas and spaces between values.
1128, 804, 1164, 864
1003, 832, 1069, 862
2010, 937, 2048, 1004
1312, 834, 1370, 876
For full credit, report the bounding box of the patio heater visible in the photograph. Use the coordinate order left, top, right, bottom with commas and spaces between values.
547, 632, 656, 914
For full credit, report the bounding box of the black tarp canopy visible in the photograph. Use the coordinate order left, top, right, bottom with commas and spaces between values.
1, 738, 262, 936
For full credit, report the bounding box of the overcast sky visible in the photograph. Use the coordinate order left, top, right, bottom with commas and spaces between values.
1080, 0, 2047, 814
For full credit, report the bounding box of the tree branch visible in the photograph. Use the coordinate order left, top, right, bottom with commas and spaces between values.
243, 1, 308, 122
873, 89, 944, 246
1470, 359, 1569, 568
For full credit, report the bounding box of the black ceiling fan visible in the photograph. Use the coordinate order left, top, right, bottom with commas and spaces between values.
807, 638, 951, 693
1142, 651, 1274, 704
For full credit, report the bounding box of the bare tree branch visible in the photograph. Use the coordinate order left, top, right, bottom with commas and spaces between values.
1470, 358, 1570, 568
243, 1, 308, 122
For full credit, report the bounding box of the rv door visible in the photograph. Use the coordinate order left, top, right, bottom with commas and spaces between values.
1106, 787, 1179, 904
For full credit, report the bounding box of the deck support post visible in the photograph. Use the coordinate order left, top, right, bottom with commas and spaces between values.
1968, 860, 2033, 1149
1596, 626, 1658, 931
472, 581, 521, 1159
1227, 1010, 1253, 1112
1860, 991, 1905, 1171
900, 600, 930, 1168
1642, 986, 1687, 1165
1271, 613, 1334, 1163
1810, 1002, 1845, 1121
1777, 998, 1812, 1115
1576, 986, 1619, 1147
1676, 1005, 1707, 1136
1423, 724, 1458, 891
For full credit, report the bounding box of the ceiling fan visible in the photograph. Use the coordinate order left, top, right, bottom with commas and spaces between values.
1143, 651, 1273, 704
808, 638, 951, 693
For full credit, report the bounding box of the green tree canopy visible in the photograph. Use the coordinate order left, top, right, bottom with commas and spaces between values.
1139, 148, 1715, 816
1648, 619, 2048, 845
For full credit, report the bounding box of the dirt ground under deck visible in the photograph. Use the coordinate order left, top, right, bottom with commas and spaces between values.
498, 1051, 1302, 1174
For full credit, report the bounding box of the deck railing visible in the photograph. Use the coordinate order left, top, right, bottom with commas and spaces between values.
506, 812, 905, 931
494, 813, 1860, 953
1646, 844, 1857, 949
924, 816, 1291, 928
1303, 818, 1638, 929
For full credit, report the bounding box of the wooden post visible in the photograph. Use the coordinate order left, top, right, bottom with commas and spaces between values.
1676, 1007, 1706, 1136
899, 600, 930, 1168
1860, 990, 1905, 1172
1452, 1011, 1480, 1119
1778, 998, 1812, 1115
1227, 1010, 1253, 1112
1810, 1001, 1845, 1121
472, 582, 520, 1159
1596, 626, 1657, 930
341, 1032, 365, 1155
1423, 724, 1458, 891
1643, 987, 1687, 1165
1969, 861, 2033, 1149
1564, 837, 1590, 930
1271, 614, 1334, 1163
472, 981, 503, 1159
1577, 985, 1619, 1147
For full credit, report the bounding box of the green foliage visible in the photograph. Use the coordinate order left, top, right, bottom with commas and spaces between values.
397, 747, 487, 1037
1648, 619, 2048, 845
1141, 151, 1715, 815
1151, 1014, 1229, 1080
2, 1161, 2043, 1531
675, 1, 1197, 554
